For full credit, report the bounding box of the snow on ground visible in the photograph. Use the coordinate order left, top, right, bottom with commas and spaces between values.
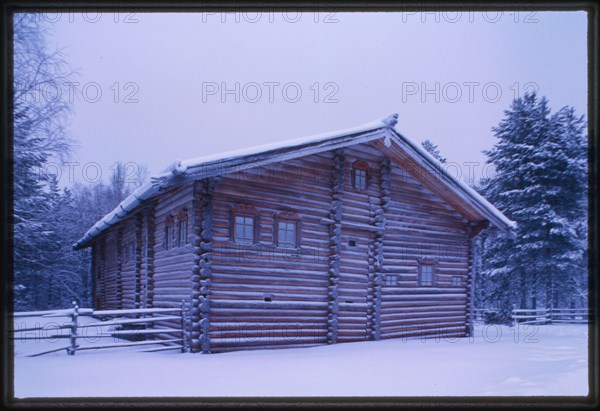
13, 317, 588, 398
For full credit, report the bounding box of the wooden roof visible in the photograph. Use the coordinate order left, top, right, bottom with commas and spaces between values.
73, 113, 515, 249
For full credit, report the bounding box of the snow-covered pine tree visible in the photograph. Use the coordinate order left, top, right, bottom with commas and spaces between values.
479, 92, 587, 311
421, 139, 447, 163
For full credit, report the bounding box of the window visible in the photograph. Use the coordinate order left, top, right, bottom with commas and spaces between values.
385, 275, 398, 287
352, 160, 369, 190
348, 238, 357, 247
419, 262, 435, 286
277, 221, 296, 247
230, 204, 260, 245
452, 276, 461, 286
274, 211, 301, 248
124, 242, 135, 262
165, 216, 175, 250
235, 215, 255, 244
177, 210, 188, 247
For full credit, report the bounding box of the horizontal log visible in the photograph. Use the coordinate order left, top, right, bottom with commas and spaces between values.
92, 307, 181, 316
211, 309, 327, 317
77, 338, 182, 350
320, 217, 380, 232
211, 299, 328, 310
78, 316, 182, 328
136, 345, 183, 353
26, 345, 73, 357
210, 336, 327, 347
210, 342, 324, 353
11, 334, 71, 340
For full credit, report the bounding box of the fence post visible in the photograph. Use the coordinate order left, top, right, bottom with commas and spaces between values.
67, 301, 79, 355
180, 300, 187, 353
512, 304, 517, 327
547, 306, 552, 325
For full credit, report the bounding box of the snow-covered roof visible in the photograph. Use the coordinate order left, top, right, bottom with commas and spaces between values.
73, 113, 515, 249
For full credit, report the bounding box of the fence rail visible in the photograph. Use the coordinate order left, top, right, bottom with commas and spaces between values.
512, 307, 591, 325
10, 301, 190, 357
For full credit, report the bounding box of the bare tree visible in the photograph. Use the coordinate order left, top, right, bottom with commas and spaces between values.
13, 13, 76, 310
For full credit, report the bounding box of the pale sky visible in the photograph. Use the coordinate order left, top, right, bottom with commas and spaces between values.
39, 10, 587, 187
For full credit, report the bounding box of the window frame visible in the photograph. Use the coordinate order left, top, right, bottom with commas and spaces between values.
229, 204, 260, 245
124, 241, 135, 262
385, 274, 398, 287
234, 214, 256, 244
165, 215, 175, 250
273, 211, 301, 248
418, 259, 437, 287
176, 209, 188, 247
351, 160, 369, 191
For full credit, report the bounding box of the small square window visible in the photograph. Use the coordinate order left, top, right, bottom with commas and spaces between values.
385, 275, 398, 287
452, 276, 461, 286
348, 239, 357, 247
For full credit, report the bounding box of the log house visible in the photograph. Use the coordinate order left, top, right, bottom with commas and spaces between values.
74, 113, 514, 353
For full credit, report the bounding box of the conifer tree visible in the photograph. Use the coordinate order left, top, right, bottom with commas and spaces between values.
479, 92, 587, 311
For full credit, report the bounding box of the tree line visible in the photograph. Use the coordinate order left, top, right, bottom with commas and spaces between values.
12, 15, 146, 310
13, 15, 588, 314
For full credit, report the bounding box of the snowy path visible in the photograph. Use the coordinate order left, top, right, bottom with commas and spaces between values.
13, 323, 588, 397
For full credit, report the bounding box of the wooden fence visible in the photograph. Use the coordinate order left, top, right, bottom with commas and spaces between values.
11, 301, 189, 357
512, 307, 591, 325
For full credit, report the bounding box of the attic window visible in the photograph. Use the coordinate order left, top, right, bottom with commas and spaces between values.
352, 160, 369, 190
348, 239, 357, 247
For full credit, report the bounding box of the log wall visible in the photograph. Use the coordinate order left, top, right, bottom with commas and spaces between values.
152, 183, 195, 338
101, 230, 119, 310
89, 139, 476, 351
374, 139, 471, 341
337, 145, 386, 343
209, 153, 334, 352
119, 217, 137, 310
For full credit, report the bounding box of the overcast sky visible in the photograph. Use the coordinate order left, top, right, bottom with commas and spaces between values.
40, 10, 586, 187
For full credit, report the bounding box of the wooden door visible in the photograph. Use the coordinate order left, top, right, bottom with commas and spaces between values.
337, 228, 372, 342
